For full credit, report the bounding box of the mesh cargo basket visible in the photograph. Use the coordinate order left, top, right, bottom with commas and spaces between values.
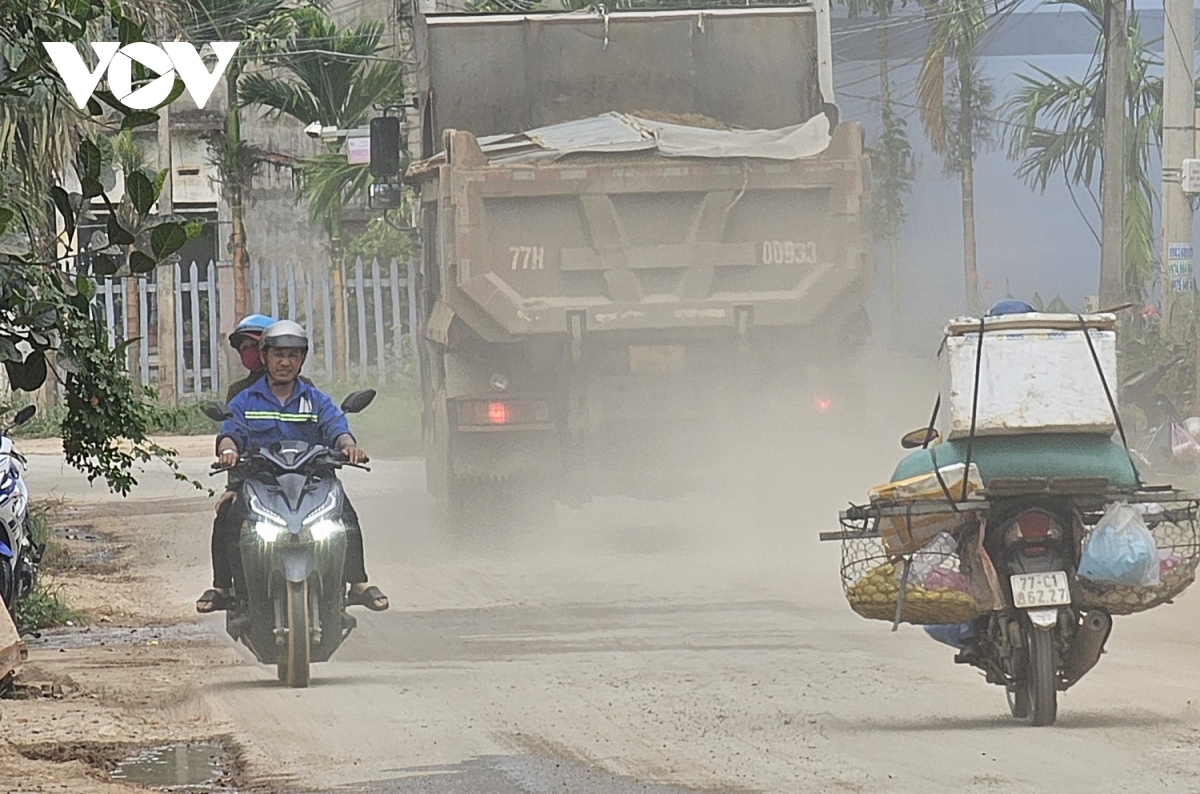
1074, 499, 1200, 615
838, 513, 984, 625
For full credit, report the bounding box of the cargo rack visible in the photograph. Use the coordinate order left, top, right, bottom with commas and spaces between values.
821, 481, 1200, 542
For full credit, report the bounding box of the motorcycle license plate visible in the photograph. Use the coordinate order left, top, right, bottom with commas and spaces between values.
1010, 571, 1071, 608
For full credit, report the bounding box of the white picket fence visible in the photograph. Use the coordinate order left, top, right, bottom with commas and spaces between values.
91, 261, 219, 395
78, 257, 414, 399
249, 257, 416, 384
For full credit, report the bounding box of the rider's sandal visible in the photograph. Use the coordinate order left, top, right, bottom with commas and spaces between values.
346, 585, 389, 612
196, 589, 233, 614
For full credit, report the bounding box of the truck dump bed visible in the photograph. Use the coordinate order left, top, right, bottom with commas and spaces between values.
413, 114, 869, 343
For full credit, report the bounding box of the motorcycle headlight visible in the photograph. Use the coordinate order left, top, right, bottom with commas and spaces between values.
302, 492, 339, 527
309, 519, 344, 542
254, 521, 282, 542
247, 491, 287, 528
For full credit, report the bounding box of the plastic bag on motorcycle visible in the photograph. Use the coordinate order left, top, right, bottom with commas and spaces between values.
1170, 422, 1200, 459
1077, 502, 1161, 587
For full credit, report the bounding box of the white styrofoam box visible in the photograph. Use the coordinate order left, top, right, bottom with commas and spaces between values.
938, 316, 1118, 439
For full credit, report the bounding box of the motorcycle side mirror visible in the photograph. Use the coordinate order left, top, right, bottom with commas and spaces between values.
901, 427, 939, 449
201, 401, 232, 423
340, 389, 376, 414
11, 405, 36, 427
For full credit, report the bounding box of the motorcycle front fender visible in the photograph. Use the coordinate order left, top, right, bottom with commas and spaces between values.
273, 547, 316, 586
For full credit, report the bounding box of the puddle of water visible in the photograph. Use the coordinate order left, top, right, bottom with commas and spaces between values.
110, 741, 232, 791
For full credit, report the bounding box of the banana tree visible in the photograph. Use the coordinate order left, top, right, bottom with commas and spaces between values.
916, 0, 994, 315
240, 7, 402, 378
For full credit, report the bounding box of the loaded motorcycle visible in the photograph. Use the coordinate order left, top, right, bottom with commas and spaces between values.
0, 405, 38, 619
201, 390, 375, 687
827, 308, 1200, 727
834, 426, 1199, 726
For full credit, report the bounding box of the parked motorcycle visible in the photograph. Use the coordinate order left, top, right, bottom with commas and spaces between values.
201, 390, 375, 687
0, 405, 38, 619
1121, 357, 1198, 482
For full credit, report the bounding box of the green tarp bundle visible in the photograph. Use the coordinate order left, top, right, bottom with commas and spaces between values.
891, 434, 1139, 490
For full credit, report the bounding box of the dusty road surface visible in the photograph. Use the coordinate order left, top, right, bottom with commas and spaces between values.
6, 374, 1200, 793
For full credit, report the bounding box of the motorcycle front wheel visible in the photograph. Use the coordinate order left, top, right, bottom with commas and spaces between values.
281, 580, 311, 688
1026, 627, 1057, 726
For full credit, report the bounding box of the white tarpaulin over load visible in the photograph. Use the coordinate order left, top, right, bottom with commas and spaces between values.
470, 111, 833, 164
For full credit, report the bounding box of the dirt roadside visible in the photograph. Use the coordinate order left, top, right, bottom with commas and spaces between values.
0, 495, 257, 794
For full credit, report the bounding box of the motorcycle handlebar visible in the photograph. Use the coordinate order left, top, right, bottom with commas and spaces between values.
209, 447, 370, 474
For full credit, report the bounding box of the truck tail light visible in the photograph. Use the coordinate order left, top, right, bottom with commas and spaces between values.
456, 399, 551, 427
487, 402, 508, 425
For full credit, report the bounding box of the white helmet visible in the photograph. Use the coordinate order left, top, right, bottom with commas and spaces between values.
259, 320, 309, 352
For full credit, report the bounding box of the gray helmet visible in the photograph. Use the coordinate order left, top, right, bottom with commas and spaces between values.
259, 319, 310, 352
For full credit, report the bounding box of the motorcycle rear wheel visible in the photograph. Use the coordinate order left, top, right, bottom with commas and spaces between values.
1026, 628, 1057, 726
1006, 685, 1030, 719
281, 580, 311, 688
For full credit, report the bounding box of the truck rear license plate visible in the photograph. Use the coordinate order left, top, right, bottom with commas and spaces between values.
1010, 571, 1071, 608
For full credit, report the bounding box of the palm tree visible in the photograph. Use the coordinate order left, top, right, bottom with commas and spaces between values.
174, 0, 306, 318
1002, 0, 1167, 302
916, 0, 993, 315
240, 8, 403, 378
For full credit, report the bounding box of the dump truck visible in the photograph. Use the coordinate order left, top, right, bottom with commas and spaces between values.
406, 2, 872, 526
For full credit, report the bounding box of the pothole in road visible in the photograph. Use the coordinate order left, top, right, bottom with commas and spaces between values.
50, 524, 125, 572
24, 622, 213, 650
18, 738, 246, 792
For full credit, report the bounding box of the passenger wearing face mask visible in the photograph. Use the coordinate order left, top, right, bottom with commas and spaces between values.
197, 314, 312, 612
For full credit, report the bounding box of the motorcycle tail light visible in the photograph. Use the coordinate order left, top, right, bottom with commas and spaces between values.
1017, 511, 1054, 540
1005, 509, 1063, 545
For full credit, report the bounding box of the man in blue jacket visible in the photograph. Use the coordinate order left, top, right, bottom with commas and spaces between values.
198, 320, 388, 613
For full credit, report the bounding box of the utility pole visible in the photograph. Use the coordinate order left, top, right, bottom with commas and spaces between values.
1099, 0, 1127, 309
1162, 0, 1195, 342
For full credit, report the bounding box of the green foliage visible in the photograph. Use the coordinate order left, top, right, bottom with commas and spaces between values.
937, 60, 996, 178
14, 396, 220, 440
14, 581, 86, 630
295, 153, 373, 228
14, 500, 84, 629
240, 9, 403, 131
873, 81, 916, 244
240, 9, 404, 234
1002, 0, 1171, 300
346, 217, 412, 265
0, 0, 211, 494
